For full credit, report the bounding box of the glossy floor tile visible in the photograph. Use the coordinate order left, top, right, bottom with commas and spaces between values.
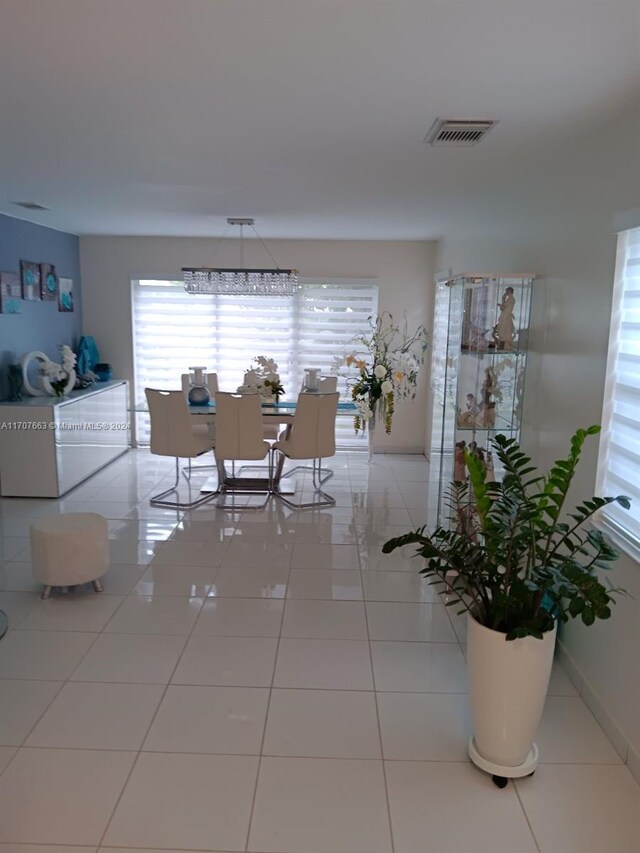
0, 748, 135, 844
249, 757, 392, 853
263, 688, 381, 758
104, 752, 258, 850
0, 447, 636, 853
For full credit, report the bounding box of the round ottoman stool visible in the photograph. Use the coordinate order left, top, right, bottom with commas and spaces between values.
30, 513, 109, 600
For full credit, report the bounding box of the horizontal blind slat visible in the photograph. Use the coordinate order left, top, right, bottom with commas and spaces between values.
599, 225, 640, 541
133, 279, 378, 447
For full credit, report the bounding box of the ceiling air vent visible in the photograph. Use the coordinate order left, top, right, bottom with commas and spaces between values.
424, 118, 498, 147
11, 201, 50, 211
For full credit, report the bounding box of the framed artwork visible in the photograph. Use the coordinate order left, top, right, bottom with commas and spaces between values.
0, 272, 22, 314
58, 277, 74, 312
20, 260, 41, 300
40, 263, 58, 300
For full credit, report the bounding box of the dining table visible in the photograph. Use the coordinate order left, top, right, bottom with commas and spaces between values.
133, 396, 358, 500
184, 397, 357, 422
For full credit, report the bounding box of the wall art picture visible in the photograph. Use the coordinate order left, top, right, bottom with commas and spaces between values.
58, 277, 74, 312
0, 272, 22, 314
40, 263, 58, 300
20, 260, 41, 300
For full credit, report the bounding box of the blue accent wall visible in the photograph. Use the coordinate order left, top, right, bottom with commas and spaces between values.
0, 213, 82, 400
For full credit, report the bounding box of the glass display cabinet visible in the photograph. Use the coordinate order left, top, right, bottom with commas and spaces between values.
429, 273, 535, 528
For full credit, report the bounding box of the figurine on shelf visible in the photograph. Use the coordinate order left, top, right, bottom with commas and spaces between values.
454, 440, 467, 481
492, 286, 516, 351
455, 504, 479, 541
469, 441, 485, 469
457, 393, 481, 427
479, 366, 497, 427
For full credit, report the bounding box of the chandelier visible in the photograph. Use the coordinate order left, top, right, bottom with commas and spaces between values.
183, 218, 299, 296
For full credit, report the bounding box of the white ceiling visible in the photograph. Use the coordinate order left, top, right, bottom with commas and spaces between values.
1, 0, 639, 240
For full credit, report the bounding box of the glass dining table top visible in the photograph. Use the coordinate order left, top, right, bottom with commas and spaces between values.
133, 398, 357, 415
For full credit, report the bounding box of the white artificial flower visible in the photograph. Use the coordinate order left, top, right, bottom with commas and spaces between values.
60, 345, 76, 371
381, 380, 393, 395
374, 364, 387, 379
40, 362, 63, 380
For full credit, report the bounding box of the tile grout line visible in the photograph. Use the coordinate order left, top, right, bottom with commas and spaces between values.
242, 535, 293, 853
512, 779, 543, 853
360, 524, 397, 853
94, 521, 212, 850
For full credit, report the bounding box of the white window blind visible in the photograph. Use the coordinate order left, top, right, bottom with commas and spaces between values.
132, 278, 378, 447
597, 226, 640, 542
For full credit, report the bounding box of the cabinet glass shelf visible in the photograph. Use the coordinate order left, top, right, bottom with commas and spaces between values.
429, 273, 535, 528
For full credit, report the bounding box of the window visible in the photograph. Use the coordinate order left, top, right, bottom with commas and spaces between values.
132, 278, 378, 447
597, 225, 640, 544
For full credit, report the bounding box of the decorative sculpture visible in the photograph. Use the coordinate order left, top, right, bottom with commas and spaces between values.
454, 440, 467, 481
479, 366, 497, 427
492, 286, 516, 351
457, 393, 481, 427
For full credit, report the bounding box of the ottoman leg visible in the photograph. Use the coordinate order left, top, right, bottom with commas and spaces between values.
93, 578, 104, 593
41, 585, 52, 600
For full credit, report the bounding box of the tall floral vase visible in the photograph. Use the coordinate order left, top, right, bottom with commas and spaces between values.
367, 423, 375, 461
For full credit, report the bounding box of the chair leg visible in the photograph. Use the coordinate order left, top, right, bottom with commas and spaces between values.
280, 465, 334, 485
150, 457, 220, 510
213, 456, 272, 511
271, 453, 336, 510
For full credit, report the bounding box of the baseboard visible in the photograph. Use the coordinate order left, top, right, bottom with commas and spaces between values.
556, 639, 639, 783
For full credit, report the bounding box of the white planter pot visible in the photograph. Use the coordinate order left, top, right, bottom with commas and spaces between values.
467, 613, 557, 776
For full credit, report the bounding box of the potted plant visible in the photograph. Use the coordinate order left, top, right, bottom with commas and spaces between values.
383, 426, 629, 787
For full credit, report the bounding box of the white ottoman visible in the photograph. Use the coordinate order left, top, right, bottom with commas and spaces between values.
30, 513, 109, 599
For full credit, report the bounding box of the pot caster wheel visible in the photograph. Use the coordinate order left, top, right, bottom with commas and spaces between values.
492, 775, 509, 789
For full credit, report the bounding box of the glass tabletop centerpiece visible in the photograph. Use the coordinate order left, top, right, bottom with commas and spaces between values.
240, 356, 285, 404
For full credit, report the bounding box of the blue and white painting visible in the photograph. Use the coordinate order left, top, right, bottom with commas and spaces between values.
40, 263, 58, 300
0, 272, 22, 314
20, 260, 41, 300
58, 277, 73, 312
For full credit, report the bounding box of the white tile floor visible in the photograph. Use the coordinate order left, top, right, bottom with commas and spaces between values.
0, 448, 638, 852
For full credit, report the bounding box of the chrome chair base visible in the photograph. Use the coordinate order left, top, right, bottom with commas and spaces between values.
271, 455, 336, 510
213, 459, 272, 511
150, 458, 220, 510
278, 464, 334, 486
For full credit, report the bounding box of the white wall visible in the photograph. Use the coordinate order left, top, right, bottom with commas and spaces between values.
437, 110, 640, 772
79, 237, 436, 453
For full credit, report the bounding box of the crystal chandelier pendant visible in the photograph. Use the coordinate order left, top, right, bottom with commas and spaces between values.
183, 218, 299, 297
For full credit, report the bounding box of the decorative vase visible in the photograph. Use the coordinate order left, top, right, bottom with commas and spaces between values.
94, 363, 112, 382
367, 422, 375, 461
467, 614, 557, 779
188, 384, 210, 406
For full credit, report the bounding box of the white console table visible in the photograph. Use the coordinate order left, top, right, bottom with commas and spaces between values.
0, 380, 130, 498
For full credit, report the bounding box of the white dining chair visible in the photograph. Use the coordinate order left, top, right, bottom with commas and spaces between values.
213, 392, 273, 509
145, 388, 218, 509
272, 392, 339, 509
179, 372, 218, 475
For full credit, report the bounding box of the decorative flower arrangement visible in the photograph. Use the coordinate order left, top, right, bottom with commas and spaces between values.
334, 312, 429, 434
40, 345, 77, 397
248, 356, 285, 402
